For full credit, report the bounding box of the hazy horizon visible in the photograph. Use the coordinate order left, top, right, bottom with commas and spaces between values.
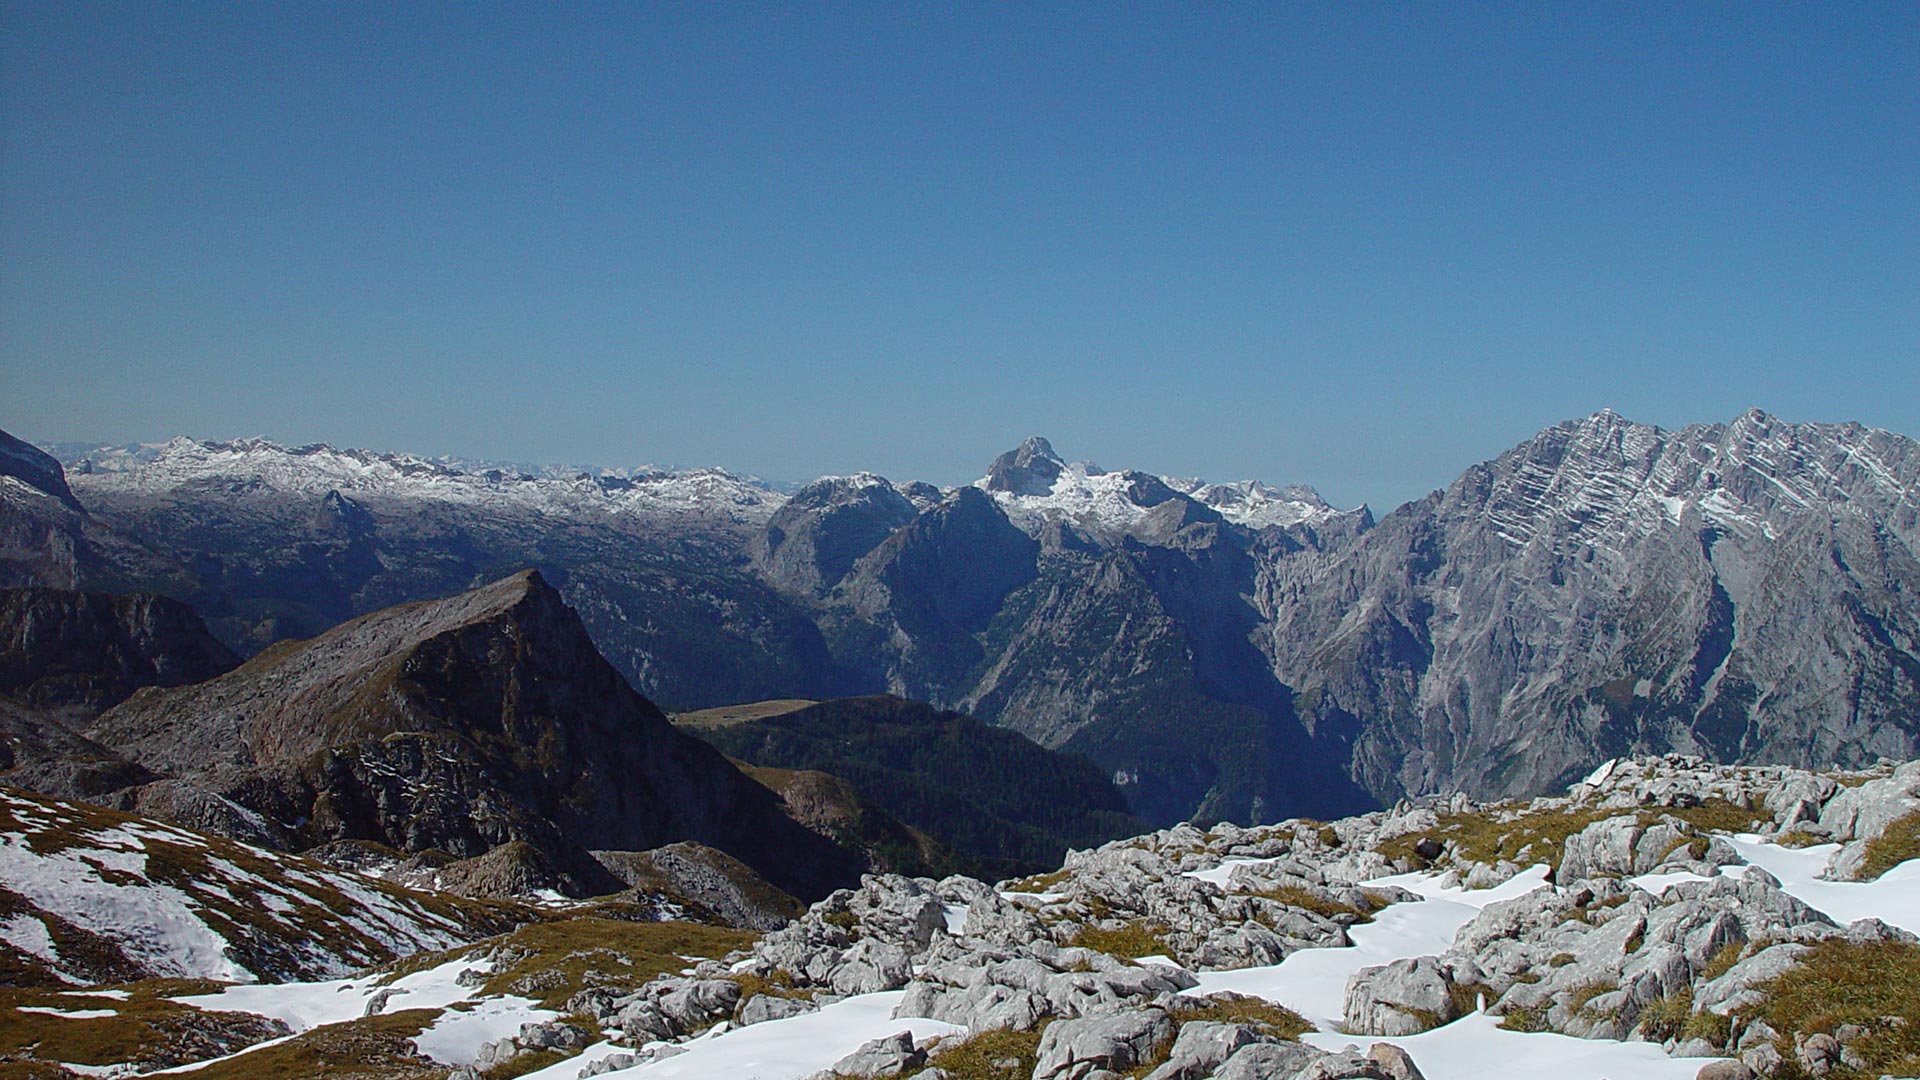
21, 401, 1905, 516
5, 5, 1914, 513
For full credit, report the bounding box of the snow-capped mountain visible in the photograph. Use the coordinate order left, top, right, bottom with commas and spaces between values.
974, 435, 1361, 538
11, 411, 1920, 828
60, 436, 787, 525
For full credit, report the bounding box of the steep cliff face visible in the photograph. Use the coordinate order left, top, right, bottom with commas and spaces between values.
829, 485, 1042, 697
86, 571, 863, 899
0, 587, 239, 719
0, 431, 81, 512
1263, 410, 1920, 802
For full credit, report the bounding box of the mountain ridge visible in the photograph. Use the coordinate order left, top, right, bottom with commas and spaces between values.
13, 409, 1920, 826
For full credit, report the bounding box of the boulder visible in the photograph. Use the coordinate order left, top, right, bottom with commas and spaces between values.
1031, 1008, 1175, 1080
1139, 1020, 1263, 1080
818, 1030, 925, 1078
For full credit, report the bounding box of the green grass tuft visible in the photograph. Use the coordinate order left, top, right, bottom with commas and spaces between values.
1857, 811, 1920, 882
911, 1025, 1047, 1079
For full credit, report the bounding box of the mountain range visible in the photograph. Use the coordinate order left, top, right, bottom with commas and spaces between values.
8, 409, 1918, 827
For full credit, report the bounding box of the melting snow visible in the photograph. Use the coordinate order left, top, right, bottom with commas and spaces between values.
174, 955, 487, 1032
1302, 1010, 1723, 1080
605, 991, 961, 1078
413, 995, 557, 1065
19, 1006, 119, 1019
0, 834, 247, 982
1725, 836, 1920, 934
1189, 867, 1549, 1029
0, 912, 60, 965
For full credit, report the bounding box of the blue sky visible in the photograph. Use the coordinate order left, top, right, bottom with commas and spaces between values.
3, 3, 1915, 512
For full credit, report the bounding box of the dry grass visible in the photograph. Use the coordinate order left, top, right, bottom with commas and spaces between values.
1567, 979, 1619, 1020
1374, 798, 1771, 875
1374, 804, 1618, 871
1171, 992, 1313, 1040
1499, 1003, 1548, 1032
1738, 939, 1920, 1077
912, 1025, 1047, 1080
1065, 920, 1170, 959
1701, 940, 1748, 983
671, 699, 817, 728
1857, 810, 1920, 881
386, 917, 754, 1010
1635, 988, 1693, 1041
0, 978, 275, 1073
1247, 886, 1379, 923
184, 1007, 446, 1080
1002, 868, 1071, 893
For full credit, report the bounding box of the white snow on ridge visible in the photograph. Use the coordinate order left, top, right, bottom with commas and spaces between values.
175, 955, 486, 1033
0, 913, 62, 969
413, 994, 557, 1065
611, 991, 961, 1078
59, 437, 786, 524
1303, 1011, 1723, 1080
1173, 477, 1356, 530
1725, 836, 1920, 934
978, 460, 1356, 537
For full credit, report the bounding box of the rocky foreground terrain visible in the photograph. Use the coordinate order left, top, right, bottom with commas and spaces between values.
6, 752, 1918, 1080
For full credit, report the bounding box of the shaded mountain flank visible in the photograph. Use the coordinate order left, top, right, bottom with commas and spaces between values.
75, 570, 865, 900
0, 586, 238, 721
682, 695, 1143, 879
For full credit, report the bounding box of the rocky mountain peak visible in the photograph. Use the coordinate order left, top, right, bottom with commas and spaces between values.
81, 569, 863, 899
983, 436, 1067, 495
757, 475, 919, 596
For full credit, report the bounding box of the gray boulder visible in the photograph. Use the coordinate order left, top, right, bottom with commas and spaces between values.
1367, 1042, 1426, 1080
1139, 1020, 1263, 1080
1031, 1008, 1175, 1080
656, 978, 741, 1031
1344, 957, 1470, 1036
1209, 1042, 1324, 1080
739, 993, 817, 1025
831, 939, 916, 995
818, 1030, 925, 1078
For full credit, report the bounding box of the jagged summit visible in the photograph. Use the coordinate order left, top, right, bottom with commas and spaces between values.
982, 435, 1067, 496
974, 435, 1359, 536
1462, 408, 1920, 550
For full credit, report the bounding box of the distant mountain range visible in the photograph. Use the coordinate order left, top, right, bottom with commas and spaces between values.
7, 409, 1918, 827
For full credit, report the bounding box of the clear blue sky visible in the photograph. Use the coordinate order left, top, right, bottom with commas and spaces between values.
3, 3, 1915, 512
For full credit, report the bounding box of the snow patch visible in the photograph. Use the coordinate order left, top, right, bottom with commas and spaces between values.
412, 995, 557, 1066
